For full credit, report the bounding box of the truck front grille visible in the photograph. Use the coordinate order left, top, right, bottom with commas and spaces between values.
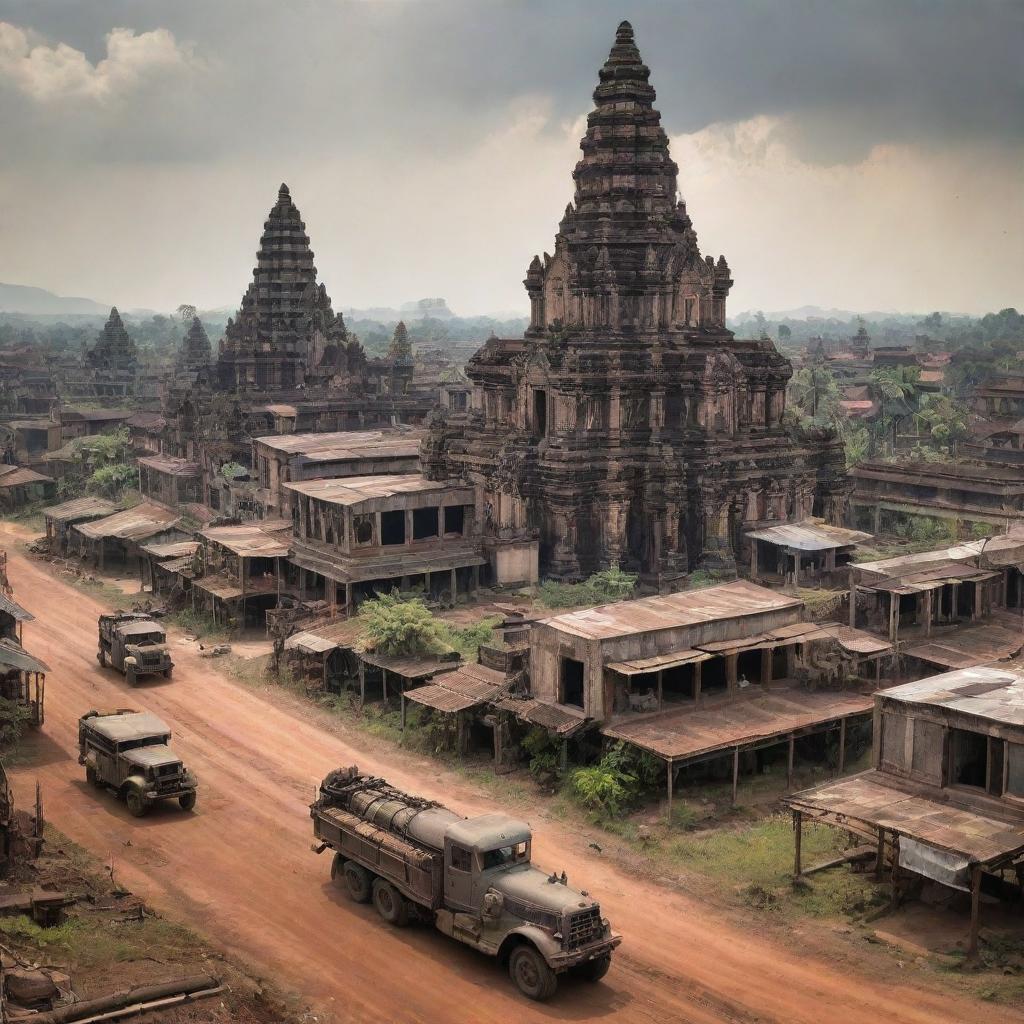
566, 908, 602, 949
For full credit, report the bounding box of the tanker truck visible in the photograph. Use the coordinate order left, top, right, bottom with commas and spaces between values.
310, 766, 621, 1000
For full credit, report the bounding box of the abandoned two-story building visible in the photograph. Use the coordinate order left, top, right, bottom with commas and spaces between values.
788, 666, 1024, 956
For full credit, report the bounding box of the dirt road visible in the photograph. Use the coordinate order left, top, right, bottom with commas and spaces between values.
3, 530, 1013, 1024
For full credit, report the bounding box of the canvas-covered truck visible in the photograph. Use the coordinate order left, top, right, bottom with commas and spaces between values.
78, 709, 198, 817
311, 767, 620, 1000
97, 613, 173, 685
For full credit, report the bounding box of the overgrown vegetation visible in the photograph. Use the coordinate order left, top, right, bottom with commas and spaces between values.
0, 696, 33, 753
538, 566, 638, 608
360, 592, 497, 659
568, 741, 663, 818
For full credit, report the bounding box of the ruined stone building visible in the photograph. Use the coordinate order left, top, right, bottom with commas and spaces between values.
85, 308, 138, 398
424, 22, 847, 584
216, 184, 353, 392
176, 316, 212, 380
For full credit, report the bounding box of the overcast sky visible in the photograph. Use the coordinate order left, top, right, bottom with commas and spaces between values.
0, 1, 1021, 317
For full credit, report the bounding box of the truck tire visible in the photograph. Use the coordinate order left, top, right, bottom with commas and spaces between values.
342, 861, 372, 903
179, 791, 197, 812
85, 767, 101, 788
371, 878, 410, 927
125, 790, 149, 818
509, 945, 558, 1001
97, 650, 106, 668
163, 666, 173, 679
573, 953, 611, 982
126, 669, 137, 687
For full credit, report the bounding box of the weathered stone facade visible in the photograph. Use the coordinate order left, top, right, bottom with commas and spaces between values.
216, 183, 357, 392
424, 22, 847, 582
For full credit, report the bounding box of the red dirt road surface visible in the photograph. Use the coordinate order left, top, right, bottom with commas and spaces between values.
3, 531, 1013, 1024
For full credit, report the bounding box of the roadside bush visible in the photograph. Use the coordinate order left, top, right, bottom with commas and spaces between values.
568, 741, 662, 818
521, 727, 562, 782
0, 696, 33, 751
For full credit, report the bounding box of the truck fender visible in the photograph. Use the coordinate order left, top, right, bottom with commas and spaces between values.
82, 751, 99, 771
497, 925, 562, 966
123, 655, 137, 669
120, 774, 147, 796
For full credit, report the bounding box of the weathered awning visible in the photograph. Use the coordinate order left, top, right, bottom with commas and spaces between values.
491, 696, 590, 737
0, 593, 33, 623
361, 652, 460, 680
787, 771, 1024, 866
0, 639, 48, 674
901, 623, 1024, 670
404, 663, 506, 714
603, 689, 873, 762
746, 519, 872, 552
695, 621, 831, 655
606, 649, 712, 676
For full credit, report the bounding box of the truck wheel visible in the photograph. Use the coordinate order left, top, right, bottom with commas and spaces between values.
509, 945, 558, 1001
163, 666, 173, 679
178, 791, 197, 812
126, 669, 137, 687
573, 953, 611, 982
97, 650, 106, 668
85, 767, 101, 788
342, 861, 372, 903
125, 790, 149, 818
371, 878, 410, 927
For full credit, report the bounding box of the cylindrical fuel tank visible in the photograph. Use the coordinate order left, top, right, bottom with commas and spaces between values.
348, 787, 461, 852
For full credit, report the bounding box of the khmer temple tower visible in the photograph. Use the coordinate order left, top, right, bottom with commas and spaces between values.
424, 21, 848, 583
86, 307, 138, 398
177, 316, 212, 378
216, 183, 351, 392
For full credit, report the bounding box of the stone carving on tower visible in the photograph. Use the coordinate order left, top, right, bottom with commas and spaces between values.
86, 307, 138, 397
424, 21, 848, 584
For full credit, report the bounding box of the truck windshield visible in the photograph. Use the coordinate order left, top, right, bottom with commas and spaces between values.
481, 841, 530, 869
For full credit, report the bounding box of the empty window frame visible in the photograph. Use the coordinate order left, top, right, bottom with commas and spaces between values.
560, 657, 585, 709
353, 514, 374, 545
443, 505, 466, 536
412, 507, 439, 540
380, 510, 406, 546
949, 728, 988, 790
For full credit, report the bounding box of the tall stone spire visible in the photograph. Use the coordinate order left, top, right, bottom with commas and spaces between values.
216, 183, 342, 391
388, 320, 412, 361
87, 307, 138, 373
523, 21, 732, 335
179, 316, 211, 372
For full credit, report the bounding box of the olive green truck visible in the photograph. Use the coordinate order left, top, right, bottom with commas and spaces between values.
311, 766, 620, 1000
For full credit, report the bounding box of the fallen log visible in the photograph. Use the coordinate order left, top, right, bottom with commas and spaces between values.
802, 844, 875, 876
26, 975, 221, 1024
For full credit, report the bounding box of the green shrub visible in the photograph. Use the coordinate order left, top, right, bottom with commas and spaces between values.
361, 592, 448, 656
539, 566, 638, 608
521, 727, 562, 780
570, 763, 633, 817
0, 696, 33, 752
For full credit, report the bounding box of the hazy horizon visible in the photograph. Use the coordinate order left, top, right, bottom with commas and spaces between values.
1, 2, 1020, 318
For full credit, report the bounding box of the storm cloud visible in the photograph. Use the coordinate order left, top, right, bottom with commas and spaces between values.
0, 0, 1020, 315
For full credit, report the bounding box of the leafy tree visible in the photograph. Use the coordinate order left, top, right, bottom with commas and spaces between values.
0, 697, 32, 751
777, 324, 791, 341
360, 593, 448, 656
789, 364, 841, 422
87, 463, 137, 498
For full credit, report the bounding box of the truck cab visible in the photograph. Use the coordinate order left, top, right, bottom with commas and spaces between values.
97, 613, 173, 685
78, 709, 197, 817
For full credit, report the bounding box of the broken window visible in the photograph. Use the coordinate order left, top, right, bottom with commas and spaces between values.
880, 713, 908, 771
380, 510, 406, 546
353, 514, 374, 545
412, 507, 439, 540
949, 728, 988, 789
443, 505, 465, 536
560, 657, 585, 709
449, 391, 468, 412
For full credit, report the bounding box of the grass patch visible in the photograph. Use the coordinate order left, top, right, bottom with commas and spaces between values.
167, 608, 230, 641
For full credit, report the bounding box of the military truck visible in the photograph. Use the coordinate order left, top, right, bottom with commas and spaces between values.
78, 709, 198, 817
97, 613, 173, 685
311, 767, 620, 1000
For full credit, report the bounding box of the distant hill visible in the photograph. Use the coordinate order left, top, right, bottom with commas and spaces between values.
0, 282, 109, 315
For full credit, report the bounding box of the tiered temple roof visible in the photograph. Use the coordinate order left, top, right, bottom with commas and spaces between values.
86, 307, 137, 377
216, 183, 353, 391
178, 316, 211, 375
424, 22, 849, 583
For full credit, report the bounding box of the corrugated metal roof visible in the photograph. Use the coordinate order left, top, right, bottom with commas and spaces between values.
404, 663, 506, 713
0, 593, 33, 622
603, 689, 873, 761
282, 474, 473, 507
541, 580, 802, 641
75, 502, 180, 541
0, 467, 54, 488
880, 665, 1024, 726
139, 540, 199, 560
42, 496, 120, 523
491, 696, 589, 736
201, 520, 292, 558
254, 428, 422, 458
284, 616, 369, 654
137, 454, 201, 477
787, 771, 1024, 864
0, 639, 48, 674
361, 652, 460, 680
746, 518, 872, 552
606, 649, 712, 675
901, 623, 1024, 671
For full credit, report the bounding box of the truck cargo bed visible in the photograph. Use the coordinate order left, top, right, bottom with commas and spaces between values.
313, 805, 443, 909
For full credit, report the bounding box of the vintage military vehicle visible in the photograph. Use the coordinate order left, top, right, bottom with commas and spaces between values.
78, 709, 197, 817
311, 767, 620, 1000
97, 613, 173, 685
